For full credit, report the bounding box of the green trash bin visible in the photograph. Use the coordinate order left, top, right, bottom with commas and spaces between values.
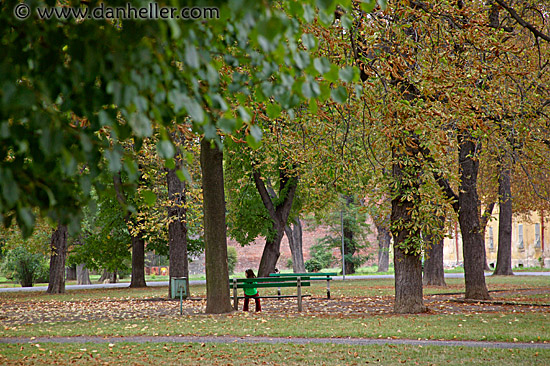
170, 277, 188, 299
171, 277, 188, 315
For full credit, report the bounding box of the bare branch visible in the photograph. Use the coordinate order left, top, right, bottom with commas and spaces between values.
494, 0, 550, 42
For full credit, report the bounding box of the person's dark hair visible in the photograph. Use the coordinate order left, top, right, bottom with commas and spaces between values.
245, 269, 256, 278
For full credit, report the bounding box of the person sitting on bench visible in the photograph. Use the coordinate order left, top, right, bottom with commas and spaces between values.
243, 269, 261, 312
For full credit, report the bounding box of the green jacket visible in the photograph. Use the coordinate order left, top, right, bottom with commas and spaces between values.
244, 282, 258, 296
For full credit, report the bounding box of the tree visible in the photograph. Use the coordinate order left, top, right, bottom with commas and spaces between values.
113, 173, 146, 288
494, 159, 514, 275
166, 159, 189, 297
423, 215, 447, 287
373, 211, 391, 273
2, 0, 386, 314
200, 138, 233, 314
0, 221, 50, 287
46, 224, 68, 294
1, 246, 48, 287
284, 217, 306, 273
225, 137, 300, 278
70, 190, 131, 282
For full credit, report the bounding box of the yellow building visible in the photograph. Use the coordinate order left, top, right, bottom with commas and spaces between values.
443, 207, 549, 269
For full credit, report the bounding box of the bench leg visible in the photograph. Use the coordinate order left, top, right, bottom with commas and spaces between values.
327, 280, 331, 299
297, 277, 302, 312
233, 280, 238, 311
180, 288, 183, 315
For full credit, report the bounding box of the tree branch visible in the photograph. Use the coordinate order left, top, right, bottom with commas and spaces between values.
494, 0, 550, 42
112, 173, 131, 222
252, 170, 277, 220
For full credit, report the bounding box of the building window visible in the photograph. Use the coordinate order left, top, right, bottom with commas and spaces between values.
535, 223, 541, 248
488, 227, 494, 251
518, 224, 524, 250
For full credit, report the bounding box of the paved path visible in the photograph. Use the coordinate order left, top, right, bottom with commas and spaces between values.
1, 272, 548, 293
1, 335, 548, 349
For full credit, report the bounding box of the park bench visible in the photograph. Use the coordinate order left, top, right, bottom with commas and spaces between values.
269, 272, 337, 299
230, 276, 311, 312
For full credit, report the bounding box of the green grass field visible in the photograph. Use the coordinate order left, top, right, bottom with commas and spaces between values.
1, 276, 549, 365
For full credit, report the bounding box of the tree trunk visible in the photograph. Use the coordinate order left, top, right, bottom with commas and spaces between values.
375, 220, 391, 272
76, 264, 91, 285
258, 224, 285, 277
99, 269, 117, 283
112, 173, 146, 288
391, 147, 426, 314
66, 265, 76, 281
129, 234, 147, 288
342, 201, 357, 275
393, 245, 425, 313
494, 166, 514, 275
200, 138, 233, 314
285, 218, 306, 273
458, 135, 491, 300
253, 168, 298, 277
47, 224, 68, 294
480, 202, 496, 271
167, 166, 189, 298
423, 216, 446, 286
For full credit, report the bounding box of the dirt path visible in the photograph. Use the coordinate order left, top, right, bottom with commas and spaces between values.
1, 335, 549, 349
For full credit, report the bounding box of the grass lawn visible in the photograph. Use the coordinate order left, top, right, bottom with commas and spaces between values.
1, 342, 548, 365
1, 276, 548, 365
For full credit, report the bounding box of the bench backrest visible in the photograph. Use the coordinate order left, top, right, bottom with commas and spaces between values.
229, 276, 311, 289
269, 272, 336, 278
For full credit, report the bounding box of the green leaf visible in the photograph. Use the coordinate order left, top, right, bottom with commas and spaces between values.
250, 125, 263, 143
0, 169, 19, 206
362, 0, 378, 12
168, 90, 185, 113
238, 106, 251, 123
377, 0, 388, 10
157, 139, 175, 159
105, 149, 122, 172
185, 42, 200, 69
246, 134, 261, 149
331, 86, 348, 104
303, 4, 315, 22
301, 33, 317, 50
293, 51, 310, 70
308, 98, 318, 114
324, 64, 341, 82
128, 113, 153, 137
165, 158, 176, 170
314, 57, 331, 75
302, 79, 321, 98
176, 167, 192, 182
266, 103, 282, 119
339, 66, 356, 82
182, 95, 205, 124
98, 110, 114, 126
316, 0, 335, 11
141, 190, 157, 207
217, 118, 237, 134
17, 207, 35, 238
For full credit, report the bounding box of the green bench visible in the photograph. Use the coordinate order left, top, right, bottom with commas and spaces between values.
230, 276, 311, 312
269, 272, 337, 299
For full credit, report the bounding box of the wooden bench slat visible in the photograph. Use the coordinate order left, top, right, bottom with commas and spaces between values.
234, 295, 311, 299
269, 273, 335, 299
231, 282, 311, 289
230, 276, 310, 312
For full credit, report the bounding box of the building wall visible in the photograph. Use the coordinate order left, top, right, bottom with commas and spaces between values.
443, 207, 550, 268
